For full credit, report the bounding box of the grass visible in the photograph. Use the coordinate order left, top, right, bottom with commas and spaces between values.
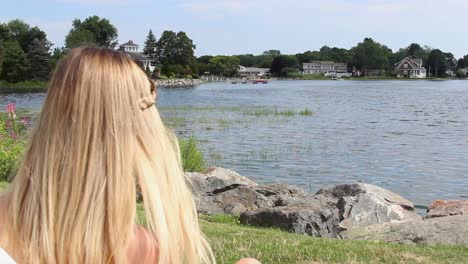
200, 215, 468, 264
0, 80, 47, 93
179, 137, 206, 173
245, 107, 313, 117
2, 183, 468, 263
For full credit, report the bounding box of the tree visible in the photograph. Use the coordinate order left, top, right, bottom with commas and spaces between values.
351, 38, 390, 76
207, 56, 240, 77
155, 30, 196, 75
1, 20, 49, 54
65, 16, 118, 48
444, 52, 457, 70
173, 31, 196, 67
427, 49, 448, 77
155, 30, 178, 65
256, 55, 274, 68
389, 48, 408, 67
0, 23, 8, 41
296, 51, 321, 64
406, 43, 423, 57
50, 47, 67, 72
143, 29, 157, 60
457, 55, 468, 69
0, 41, 4, 74
65, 29, 96, 49
262, 50, 281, 57
0, 41, 29, 82
270, 55, 299, 76
237, 54, 256, 67
196, 55, 213, 75
26, 38, 51, 80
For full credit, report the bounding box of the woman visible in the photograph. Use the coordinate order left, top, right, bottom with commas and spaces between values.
0, 47, 259, 263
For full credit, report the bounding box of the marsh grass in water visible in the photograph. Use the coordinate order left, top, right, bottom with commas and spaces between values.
179, 137, 206, 173
244, 107, 313, 117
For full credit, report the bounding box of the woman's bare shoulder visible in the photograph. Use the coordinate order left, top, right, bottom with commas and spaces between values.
127, 226, 158, 264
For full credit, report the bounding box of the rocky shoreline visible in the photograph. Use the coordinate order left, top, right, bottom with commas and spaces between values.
187, 167, 468, 247
154, 78, 203, 88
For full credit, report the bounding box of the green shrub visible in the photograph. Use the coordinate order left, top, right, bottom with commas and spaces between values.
179, 137, 206, 172
0, 104, 29, 181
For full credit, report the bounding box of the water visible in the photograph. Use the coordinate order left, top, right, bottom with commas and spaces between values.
2, 80, 468, 208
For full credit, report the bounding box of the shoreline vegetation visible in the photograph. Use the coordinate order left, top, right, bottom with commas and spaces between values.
1, 17, 468, 94
1, 77, 466, 94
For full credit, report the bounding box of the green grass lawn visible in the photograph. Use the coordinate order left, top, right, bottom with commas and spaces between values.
200, 215, 468, 264
2, 182, 468, 263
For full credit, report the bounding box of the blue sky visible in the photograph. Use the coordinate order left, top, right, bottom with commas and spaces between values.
1, 0, 467, 58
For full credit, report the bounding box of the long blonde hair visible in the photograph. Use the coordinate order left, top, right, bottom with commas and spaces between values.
0, 48, 213, 263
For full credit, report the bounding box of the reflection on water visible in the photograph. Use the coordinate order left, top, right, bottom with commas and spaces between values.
2, 80, 468, 207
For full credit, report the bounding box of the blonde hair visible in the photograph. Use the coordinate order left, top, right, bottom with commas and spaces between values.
0, 48, 214, 263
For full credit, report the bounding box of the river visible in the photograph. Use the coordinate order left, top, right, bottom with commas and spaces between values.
2, 80, 468, 208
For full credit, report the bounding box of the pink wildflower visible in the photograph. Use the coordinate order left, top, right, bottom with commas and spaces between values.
6, 103, 17, 120
20, 117, 30, 126
6, 103, 16, 113
10, 131, 17, 140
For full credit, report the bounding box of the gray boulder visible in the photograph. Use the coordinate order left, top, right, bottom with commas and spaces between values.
342, 215, 468, 246
187, 167, 313, 215
240, 197, 340, 237
426, 200, 468, 219
316, 183, 420, 231
186, 167, 257, 198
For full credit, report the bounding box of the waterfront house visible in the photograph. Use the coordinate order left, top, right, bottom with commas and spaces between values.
394, 57, 427, 78
237, 65, 270, 78
460, 68, 468, 76
446, 69, 455, 77
302, 61, 350, 77
119, 40, 155, 72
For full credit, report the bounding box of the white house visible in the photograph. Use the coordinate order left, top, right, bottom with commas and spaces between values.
460, 68, 468, 76
394, 57, 427, 78
119, 40, 155, 72
237, 65, 270, 78
302, 61, 350, 77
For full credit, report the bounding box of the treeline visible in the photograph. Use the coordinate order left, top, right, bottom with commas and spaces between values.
0, 16, 198, 83
1, 16, 468, 85
200, 39, 468, 78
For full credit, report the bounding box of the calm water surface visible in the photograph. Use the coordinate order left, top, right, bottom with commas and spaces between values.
2, 80, 468, 208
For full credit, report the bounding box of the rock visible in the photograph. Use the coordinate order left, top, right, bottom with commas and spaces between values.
240, 197, 340, 238
342, 215, 468, 246
193, 183, 316, 216
186, 167, 257, 197
154, 78, 203, 87
316, 183, 420, 230
426, 200, 468, 219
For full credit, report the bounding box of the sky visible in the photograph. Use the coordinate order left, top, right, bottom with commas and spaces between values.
1, 0, 467, 58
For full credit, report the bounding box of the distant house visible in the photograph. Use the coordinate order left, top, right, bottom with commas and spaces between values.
445, 69, 455, 77
237, 66, 270, 78
302, 61, 350, 77
460, 68, 468, 76
119, 40, 155, 72
395, 57, 427, 78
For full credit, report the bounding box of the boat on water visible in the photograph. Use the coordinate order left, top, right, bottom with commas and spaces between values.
252, 79, 269, 84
